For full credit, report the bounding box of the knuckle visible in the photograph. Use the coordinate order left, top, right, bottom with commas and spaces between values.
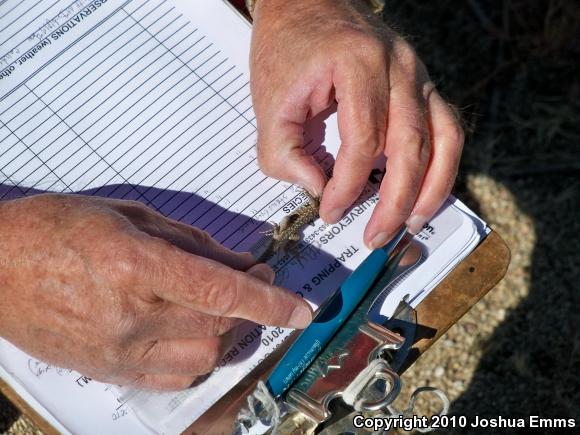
392, 42, 431, 83
350, 133, 385, 161
393, 39, 418, 66
100, 320, 150, 371
110, 301, 141, 342
400, 126, 429, 160
179, 309, 206, 332
188, 227, 212, 246
360, 38, 388, 67
390, 191, 414, 217
186, 228, 219, 258
201, 273, 240, 317
335, 37, 387, 73
34, 193, 70, 209
210, 316, 234, 337
181, 310, 231, 338
119, 199, 151, 214
401, 129, 423, 149
112, 253, 141, 281
256, 143, 277, 177
101, 343, 128, 369
338, 26, 382, 53
407, 125, 427, 144
120, 199, 147, 211
113, 200, 153, 224
85, 235, 141, 285
110, 241, 146, 281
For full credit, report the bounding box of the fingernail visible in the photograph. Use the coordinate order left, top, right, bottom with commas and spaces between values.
325, 208, 344, 224
406, 215, 428, 235
289, 304, 312, 329
368, 232, 391, 250
305, 183, 323, 198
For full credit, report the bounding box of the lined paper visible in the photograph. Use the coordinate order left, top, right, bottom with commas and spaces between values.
0, 1, 487, 433
2, 0, 277, 252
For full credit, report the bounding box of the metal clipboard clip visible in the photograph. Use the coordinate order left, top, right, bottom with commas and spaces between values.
236, 240, 448, 434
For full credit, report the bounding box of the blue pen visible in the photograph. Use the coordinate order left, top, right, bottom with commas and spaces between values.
266, 226, 408, 398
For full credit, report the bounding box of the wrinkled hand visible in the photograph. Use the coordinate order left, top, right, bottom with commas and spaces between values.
0, 195, 312, 390
251, 0, 463, 248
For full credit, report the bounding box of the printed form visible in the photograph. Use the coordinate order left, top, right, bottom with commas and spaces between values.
0, 1, 487, 433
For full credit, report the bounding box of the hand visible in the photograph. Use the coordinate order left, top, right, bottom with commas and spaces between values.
250, 0, 464, 248
0, 195, 312, 390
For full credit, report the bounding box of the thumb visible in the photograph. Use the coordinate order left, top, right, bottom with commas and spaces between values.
256, 116, 326, 197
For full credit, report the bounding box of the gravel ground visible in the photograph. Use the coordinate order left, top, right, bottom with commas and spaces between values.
2, 1, 579, 434
389, 1, 579, 433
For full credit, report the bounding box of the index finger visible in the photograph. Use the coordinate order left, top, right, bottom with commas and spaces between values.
319, 61, 388, 224
148, 242, 313, 329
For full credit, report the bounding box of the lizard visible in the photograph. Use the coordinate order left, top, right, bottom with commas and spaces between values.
255, 191, 321, 264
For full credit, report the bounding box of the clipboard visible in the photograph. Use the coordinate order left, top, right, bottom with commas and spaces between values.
0, 1, 510, 432
0, 231, 509, 434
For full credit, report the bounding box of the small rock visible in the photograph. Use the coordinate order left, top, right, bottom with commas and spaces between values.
496, 308, 506, 321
